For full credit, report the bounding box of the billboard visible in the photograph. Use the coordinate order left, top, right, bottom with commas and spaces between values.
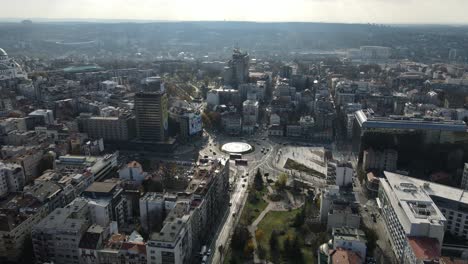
188, 113, 202, 135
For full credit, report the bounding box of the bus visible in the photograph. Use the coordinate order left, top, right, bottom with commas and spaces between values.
235, 159, 248, 166
230, 154, 242, 160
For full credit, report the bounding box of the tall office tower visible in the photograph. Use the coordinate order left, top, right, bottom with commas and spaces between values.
135, 77, 168, 142
224, 49, 249, 87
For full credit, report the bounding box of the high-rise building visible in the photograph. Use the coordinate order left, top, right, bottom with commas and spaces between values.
379, 172, 446, 262
135, 77, 168, 142
223, 49, 249, 87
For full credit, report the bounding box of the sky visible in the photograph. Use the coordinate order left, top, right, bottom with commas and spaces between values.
2, 0, 468, 24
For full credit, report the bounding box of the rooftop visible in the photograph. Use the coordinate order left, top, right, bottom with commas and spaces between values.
355, 109, 467, 132
381, 172, 446, 232
85, 181, 117, 194
329, 248, 362, 264
407, 237, 440, 261
332, 227, 366, 243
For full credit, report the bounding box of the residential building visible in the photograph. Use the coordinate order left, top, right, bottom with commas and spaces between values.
0, 195, 47, 263
332, 227, 367, 262
329, 248, 363, 264
147, 206, 191, 264
119, 161, 147, 185
28, 109, 54, 125
32, 198, 90, 264
139, 192, 165, 233
320, 186, 360, 230
82, 182, 128, 228
327, 161, 353, 187
78, 113, 135, 142
0, 162, 25, 197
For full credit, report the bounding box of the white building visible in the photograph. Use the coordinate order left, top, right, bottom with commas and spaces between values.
242, 100, 259, 124
0, 162, 25, 197
119, 161, 147, 185
327, 161, 354, 187
206, 90, 219, 107
360, 46, 391, 60
379, 172, 446, 261
146, 212, 191, 264
139, 192, 164, 233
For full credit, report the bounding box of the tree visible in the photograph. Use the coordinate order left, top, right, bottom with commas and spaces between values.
283, 235, 293, 257
231, 225, 251, 251
275, 173, 288, 190
254, 169, 264, 191
257, 245, 267, 260
292, 206, 306, 228
291, 236, 304, 263
269, 230, 280, 259
255, 229, 265, 241
201, 112, 212, 129
244, 239, 255, 256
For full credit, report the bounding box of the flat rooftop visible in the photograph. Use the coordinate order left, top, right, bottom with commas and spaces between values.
384, 171, 468, 207
382, 172, 446, 231
355, 109, 467, 132
85, 182, 117, 194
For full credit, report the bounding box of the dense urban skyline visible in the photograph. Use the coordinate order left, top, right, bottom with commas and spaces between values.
2, 0, 468, 24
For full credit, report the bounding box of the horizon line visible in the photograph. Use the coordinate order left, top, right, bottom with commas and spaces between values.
1, 17, 468, 26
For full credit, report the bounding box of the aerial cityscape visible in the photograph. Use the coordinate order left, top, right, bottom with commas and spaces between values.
2, 2, 468, 264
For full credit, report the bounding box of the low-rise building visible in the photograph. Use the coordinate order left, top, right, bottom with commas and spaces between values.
320, 186, 360, 230
332, 227, 367, 262
119, 161, 147, 185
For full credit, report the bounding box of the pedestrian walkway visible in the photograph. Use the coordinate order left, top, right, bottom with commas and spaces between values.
248, 186, 304, 263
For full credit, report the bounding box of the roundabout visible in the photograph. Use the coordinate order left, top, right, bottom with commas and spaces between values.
221, 142, 253, 154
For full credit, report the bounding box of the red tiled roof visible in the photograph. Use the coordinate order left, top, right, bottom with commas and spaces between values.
329, 248, 362, 264
407, 236, 441, 261
120, 242, 146, 255
128, 161, 142, 168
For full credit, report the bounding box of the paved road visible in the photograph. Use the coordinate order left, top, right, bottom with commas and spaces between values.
210, 133, 276, 264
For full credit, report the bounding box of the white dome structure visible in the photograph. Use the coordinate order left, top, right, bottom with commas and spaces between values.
0, 48, 26, 81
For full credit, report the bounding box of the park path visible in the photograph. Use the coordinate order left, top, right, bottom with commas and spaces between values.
248, 189, 304, 263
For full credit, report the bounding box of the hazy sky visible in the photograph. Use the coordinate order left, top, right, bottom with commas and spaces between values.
2, 0, 468, 24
